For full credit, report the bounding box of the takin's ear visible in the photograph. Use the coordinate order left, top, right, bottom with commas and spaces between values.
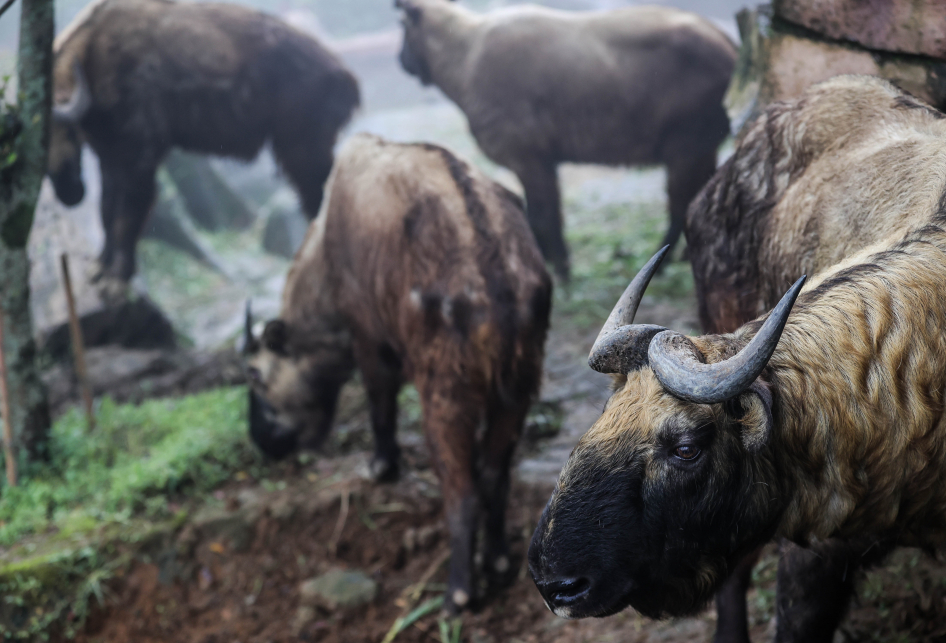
262, 319, 289, 355
395, 0, 423, 23
725, 380, 774, 453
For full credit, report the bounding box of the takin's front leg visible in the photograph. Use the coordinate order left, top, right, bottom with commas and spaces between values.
712, 546, 762, 643
421, 386, 480, 613
480, 398, 528, 588
98, 160, 158, 282
358, 343, 403, 483
774, 539, 891, 643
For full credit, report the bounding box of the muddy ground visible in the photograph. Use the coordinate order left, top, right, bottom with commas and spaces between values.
67, 444, 946, 643
18, 1, 946, 641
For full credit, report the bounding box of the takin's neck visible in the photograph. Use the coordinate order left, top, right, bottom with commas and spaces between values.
766, 223, 946, 548
420, 2, 482, 107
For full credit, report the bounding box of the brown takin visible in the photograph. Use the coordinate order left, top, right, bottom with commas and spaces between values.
529, 213, 946, 638
396, 0, 736, 280
688, 74, 946, 335
685, 75, 946, 643
50, 0, 359, 281
244, 134, 552, 613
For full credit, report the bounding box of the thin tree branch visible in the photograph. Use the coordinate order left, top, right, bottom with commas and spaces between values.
0, 0, 19, 21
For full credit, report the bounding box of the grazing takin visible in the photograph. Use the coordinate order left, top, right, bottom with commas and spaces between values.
49, 0, 359, 280
686, 75, 946, 642
396, 0, 736, 280
244, 134, 552, 613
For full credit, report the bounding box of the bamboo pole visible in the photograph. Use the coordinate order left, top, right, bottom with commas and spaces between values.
0, 305, 17, 486
60, 254, 95, 432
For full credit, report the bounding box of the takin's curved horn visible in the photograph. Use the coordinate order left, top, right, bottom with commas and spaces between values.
649, 276, 807, 404
588, 246, 669, 374
53, 63, 91, 123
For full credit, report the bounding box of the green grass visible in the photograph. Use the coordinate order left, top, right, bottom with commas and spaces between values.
557, 198, 695, 331
0, 387, 254, 548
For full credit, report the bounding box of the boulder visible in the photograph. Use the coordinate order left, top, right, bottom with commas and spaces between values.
42, 290, 176, 362
774, 0, 946, 59
299, 569, 378, 611
726, 6, 946, 134
262, 192, 309, 259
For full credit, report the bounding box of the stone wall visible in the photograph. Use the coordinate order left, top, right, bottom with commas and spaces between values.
726, 1, 946, 134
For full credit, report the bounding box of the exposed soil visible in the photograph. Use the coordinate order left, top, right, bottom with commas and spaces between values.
63, 442, 946, 643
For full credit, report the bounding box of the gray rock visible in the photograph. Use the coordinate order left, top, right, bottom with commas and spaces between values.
299, 569, 378, 611
261, 191, 309, 258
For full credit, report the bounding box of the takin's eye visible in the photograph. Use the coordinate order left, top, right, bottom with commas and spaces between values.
672, 445, 702, 461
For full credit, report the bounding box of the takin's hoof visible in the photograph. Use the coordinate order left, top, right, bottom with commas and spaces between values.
485, 553, 516, 589
368, 456, 400, 483
443, 587, 473, 615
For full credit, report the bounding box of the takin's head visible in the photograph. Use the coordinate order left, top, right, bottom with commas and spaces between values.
529, 247, 805, 620
395, 0, 452, 86
47, 63, 91, 206
242, 303, 355, 460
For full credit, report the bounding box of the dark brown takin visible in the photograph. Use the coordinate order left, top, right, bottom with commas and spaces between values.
396, 0, 735, 280
244, 134, 552, 614
49, 0, 359, 281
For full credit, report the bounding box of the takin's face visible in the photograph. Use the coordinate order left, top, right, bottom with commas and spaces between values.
395, 0, 434, 85
47, 121, 85, 206
243, 319, 355, 460
528, 369, 782, 620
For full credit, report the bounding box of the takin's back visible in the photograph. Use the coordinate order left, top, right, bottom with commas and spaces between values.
289, 134, 551, 386
687, 75, 946, 333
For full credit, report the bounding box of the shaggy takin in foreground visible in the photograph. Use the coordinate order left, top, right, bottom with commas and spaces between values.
49, 0, 359, 280
396, 0, 735, 279
244, 134, 551, 613
684, 75, 946, 643
532, 220, 946, 628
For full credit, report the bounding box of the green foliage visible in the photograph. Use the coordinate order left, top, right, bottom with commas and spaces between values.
557, 198, 696, 332
0, 387, 254, 547
0, 74, 22, 179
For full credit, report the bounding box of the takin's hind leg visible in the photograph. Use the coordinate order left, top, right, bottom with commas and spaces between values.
664, 151, 718, 262
421, 386, 480, 613
479, 398, 528, 588
515, 160, 570, 281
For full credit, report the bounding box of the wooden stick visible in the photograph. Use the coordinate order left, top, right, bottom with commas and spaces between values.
60, 254, 95, 432
0, 304, 17, 486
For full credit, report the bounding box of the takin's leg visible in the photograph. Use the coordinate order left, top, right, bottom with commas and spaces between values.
774, 539, 891, 642
480, 398, 528, 588
97, 161, 158, 281
664, 150, 718, 261
271, 127, 335, 220
515, 160, 569, 281
421, 385, 480, 613
713, 546, 762, 643
357, 343, 403, 483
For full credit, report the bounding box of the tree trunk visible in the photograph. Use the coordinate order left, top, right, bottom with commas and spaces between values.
0, 0, 54, 461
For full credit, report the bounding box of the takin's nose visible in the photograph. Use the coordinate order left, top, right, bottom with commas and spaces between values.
534, 575, 592, 611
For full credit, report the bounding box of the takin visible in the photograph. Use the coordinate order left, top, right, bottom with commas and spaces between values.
530, 214, 946, 638
244, 134, 552, 613
49, 0, 359, 281
685, 75, 946, 643
396, 0, 736, 280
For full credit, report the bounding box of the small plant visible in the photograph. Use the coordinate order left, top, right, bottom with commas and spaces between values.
0, 75, 22, 181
